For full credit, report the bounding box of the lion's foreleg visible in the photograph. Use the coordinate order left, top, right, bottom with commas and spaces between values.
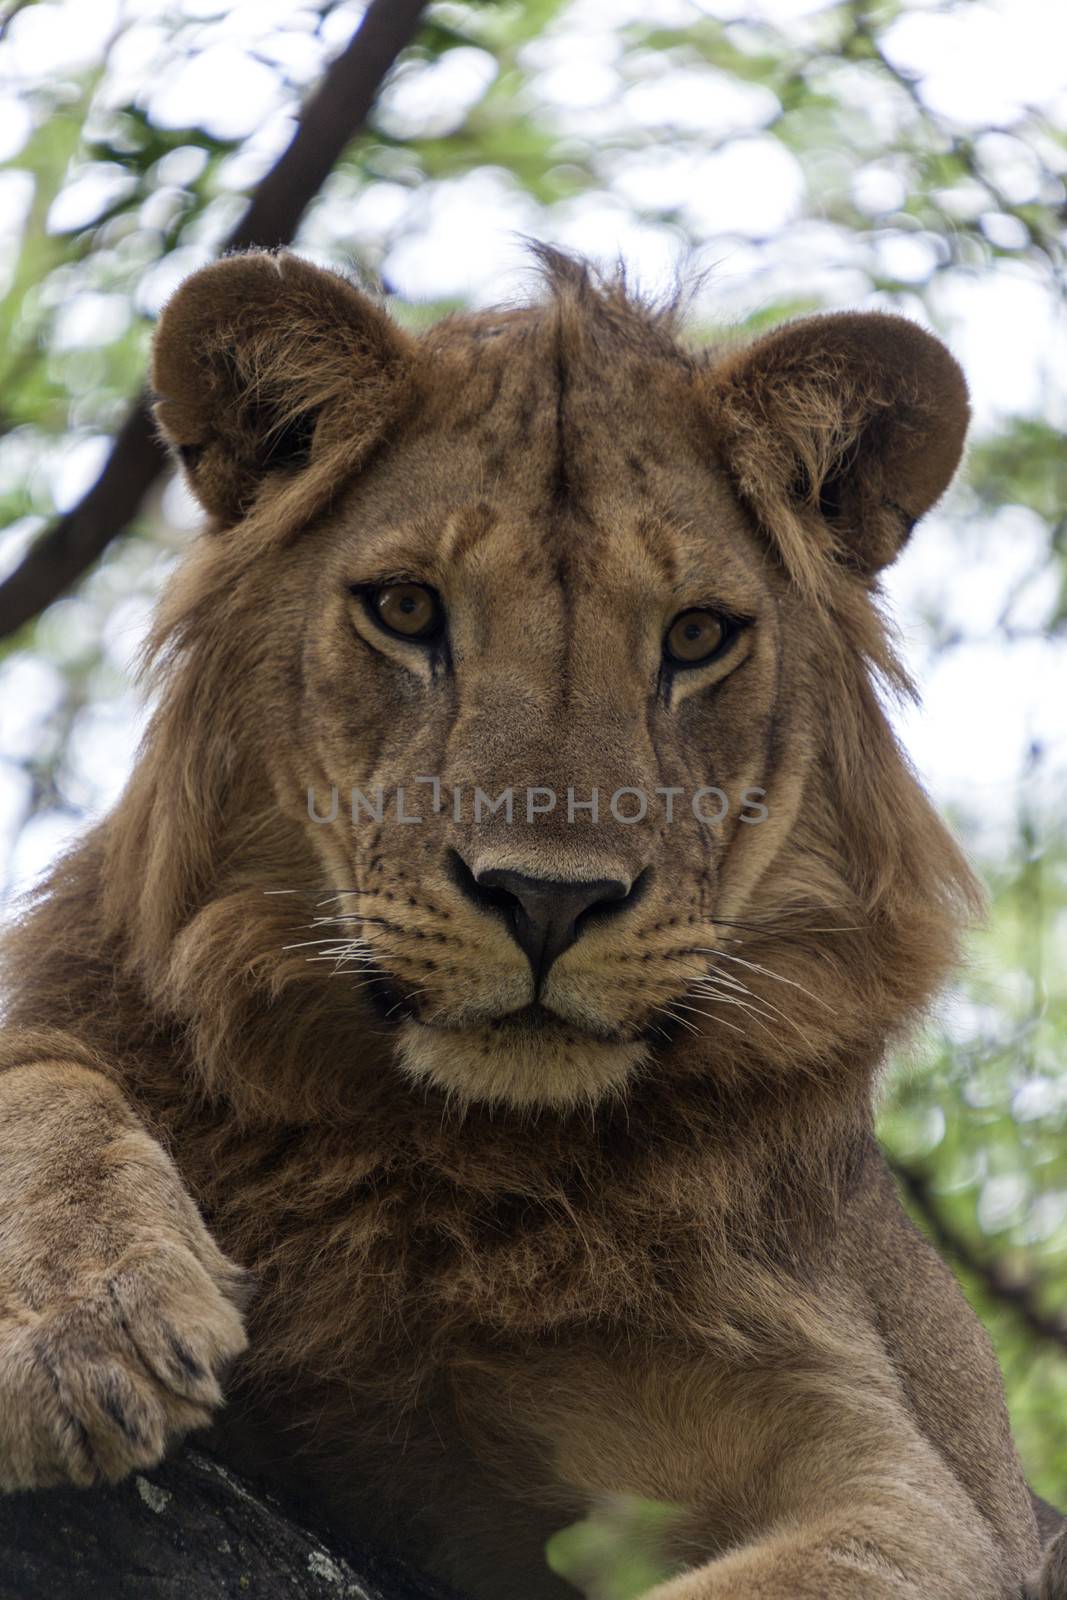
0, 1045, 249, 1490
639, 1403, 1019, 1600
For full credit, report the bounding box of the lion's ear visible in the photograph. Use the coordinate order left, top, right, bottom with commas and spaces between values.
706, 312, 969, 579
151, 251, 413, 525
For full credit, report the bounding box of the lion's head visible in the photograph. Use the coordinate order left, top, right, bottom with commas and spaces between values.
124, 248, 977, 1115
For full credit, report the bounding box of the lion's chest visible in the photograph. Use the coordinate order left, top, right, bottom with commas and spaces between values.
213, 1333, 753, 1600
186, 1120, 792, 1591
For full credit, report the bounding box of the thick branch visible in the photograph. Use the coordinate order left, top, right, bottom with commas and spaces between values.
0, 0, 428, 642
891, 1157, 1067, 1356
0, 1445, 464, 1600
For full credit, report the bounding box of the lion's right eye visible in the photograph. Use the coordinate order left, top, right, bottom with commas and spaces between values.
361, 583, 444, 642
664, 608, 730, 666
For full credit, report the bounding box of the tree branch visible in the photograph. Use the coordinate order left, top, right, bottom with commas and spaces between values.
890, 1156, 1067, 1356
0, 0, 429, 643
0, 1445, 465, 1600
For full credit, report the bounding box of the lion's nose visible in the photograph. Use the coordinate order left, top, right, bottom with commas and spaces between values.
450, 853, 639, 986
474, 867, 633, 985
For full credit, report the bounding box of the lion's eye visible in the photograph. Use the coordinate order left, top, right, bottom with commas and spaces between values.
664, 609, 730, 666
367, 583, 443, 641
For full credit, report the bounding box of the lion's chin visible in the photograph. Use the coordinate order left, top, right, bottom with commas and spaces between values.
394, 1020, 648, 1111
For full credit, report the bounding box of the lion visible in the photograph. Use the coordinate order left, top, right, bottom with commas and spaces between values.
0, 246, 1061, 1600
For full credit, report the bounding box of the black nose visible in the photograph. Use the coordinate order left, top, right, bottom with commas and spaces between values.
449, 854, 637, 986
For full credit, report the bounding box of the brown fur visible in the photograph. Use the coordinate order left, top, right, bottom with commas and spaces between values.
0, 247, 1058, 1597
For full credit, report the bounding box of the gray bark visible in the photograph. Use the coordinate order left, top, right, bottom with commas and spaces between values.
0, 1447, 462, 1600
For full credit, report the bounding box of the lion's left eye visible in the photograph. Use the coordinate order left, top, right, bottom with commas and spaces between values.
664, 609, 732, 666
365, 583, 443, 642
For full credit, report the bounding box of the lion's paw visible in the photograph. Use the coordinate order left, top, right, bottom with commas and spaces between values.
0, 1238, 249, 1490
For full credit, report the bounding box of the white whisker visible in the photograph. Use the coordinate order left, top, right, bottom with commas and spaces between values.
690, 947, 835, 1013
653, 1003, 699, 1036
694, 975, 815, 1052
682, 989, 782, 1049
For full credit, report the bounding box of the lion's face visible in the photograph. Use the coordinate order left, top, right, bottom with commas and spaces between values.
151, 251, 973, 1111
291, 328, 795, 1107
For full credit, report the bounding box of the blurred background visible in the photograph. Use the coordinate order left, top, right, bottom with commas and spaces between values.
0, 0, 1064, 1580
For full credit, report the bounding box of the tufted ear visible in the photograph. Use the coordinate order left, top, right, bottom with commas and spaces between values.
706, 312, 969, 582
151, 250, 414, 526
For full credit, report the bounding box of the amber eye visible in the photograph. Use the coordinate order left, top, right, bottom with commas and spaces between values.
367, 583, 443, 641
664, 609, 730, 666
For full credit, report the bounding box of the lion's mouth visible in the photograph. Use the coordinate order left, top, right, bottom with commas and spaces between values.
364, 972, 637, 1047
488, 1001, 565, 1033
485, 1001, 629, 1044
430, 1000, 630, 1046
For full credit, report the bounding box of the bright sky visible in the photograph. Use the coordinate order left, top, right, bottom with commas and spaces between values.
0, 0, 1065, 898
